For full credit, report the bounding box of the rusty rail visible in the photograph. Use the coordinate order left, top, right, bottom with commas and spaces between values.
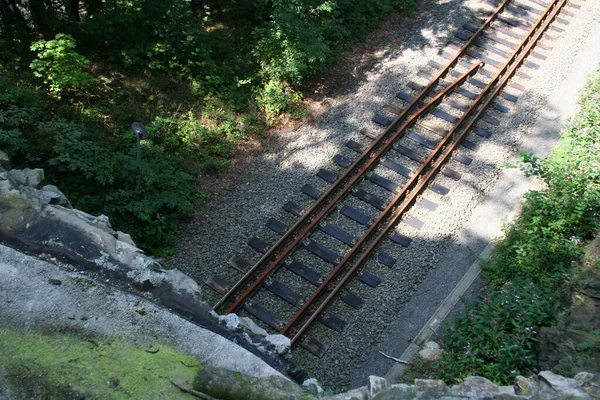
213, 0, 516, 314
286, 0, 568, 344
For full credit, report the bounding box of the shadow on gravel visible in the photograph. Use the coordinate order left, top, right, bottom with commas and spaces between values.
303, 0, 492, 99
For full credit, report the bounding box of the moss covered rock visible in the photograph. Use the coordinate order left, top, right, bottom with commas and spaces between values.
0, 327, 202, 399
194, 364, 317, 400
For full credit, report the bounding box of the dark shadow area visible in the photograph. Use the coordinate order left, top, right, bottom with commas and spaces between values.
302, 0, 492, 100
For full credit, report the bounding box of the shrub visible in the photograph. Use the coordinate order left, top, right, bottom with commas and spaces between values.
29, 34, 94, 98
47, 120, 199, 255
256, 78, 302, 124
433, 280, 560, 384
484, 74, 600, 289
147, 110, 234, 160
431, 68, 600, 385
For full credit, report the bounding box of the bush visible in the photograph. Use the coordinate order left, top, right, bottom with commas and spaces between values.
29, 34, 94, 99
46, 120, 199, 255
250, 0, 417, 119
433, 280, 560, 384
430, 68, 600, 385
484, 73, 600, 289
256, 78, 302, 124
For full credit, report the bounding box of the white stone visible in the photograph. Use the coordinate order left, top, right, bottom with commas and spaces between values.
419, 340, 443, 360
368, 375, 389, 396
302, 378, 324, 396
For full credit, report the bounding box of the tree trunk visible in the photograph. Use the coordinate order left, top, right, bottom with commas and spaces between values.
28, 0, 51, 34
67, 0, 81, 22
1, 0, 33, 52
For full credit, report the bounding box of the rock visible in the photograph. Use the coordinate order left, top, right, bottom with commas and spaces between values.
451, 376, 515, 398
332, 372, 599, 399
574, 372, 600, 398
116, 231, 136, 246
0, 167, 302, 380
583, 280, 600, 299
414, 378, 446, 391
0, 150, 8, 166
39, 185, 72, 208
302, 378, 323, 396
239, 315, 270, 337
418, 341, 443, 360
538, 371, 591, 398
214, 313, 291, 356
9, 168, 44, 188
539, 326, 600, 372
194, 365, 317, 400
514, 375, 533, 396
368, 376, 389, 396
216, 312, 244, 331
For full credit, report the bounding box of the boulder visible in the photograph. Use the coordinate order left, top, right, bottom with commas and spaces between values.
39, 185, 72, 208
0, 167, 302, 381
194, 365, 317, 400
8, 168, 44, 188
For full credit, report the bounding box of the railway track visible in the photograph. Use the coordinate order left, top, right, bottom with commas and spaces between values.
207, 0, 578, 357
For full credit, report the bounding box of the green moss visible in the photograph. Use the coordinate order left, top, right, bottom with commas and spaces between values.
0, 190, 39, 229
0, 326, 201, 399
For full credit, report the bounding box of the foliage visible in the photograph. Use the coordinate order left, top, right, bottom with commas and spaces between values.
1, 0, 419, 252
429, 68, 600, 385
0, 71, 198, 255
0, 72, 42, 160
249, 0, 417, 120
1, 0, 418, 117
552, 337, 600, 377
29, 34, 94, 98
46, 121, 199, 255
484, 70, 600, 289
433, 280, 559, 384
256, 78, 303, 124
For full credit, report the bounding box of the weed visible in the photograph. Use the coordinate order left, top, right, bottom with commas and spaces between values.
429, 68, 600, 385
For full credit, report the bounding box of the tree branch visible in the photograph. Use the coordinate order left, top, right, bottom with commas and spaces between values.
169, 379, 220, 400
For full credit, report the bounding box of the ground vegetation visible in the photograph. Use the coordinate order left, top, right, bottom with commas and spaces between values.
402, 68, 600, 384
0, 0, 417, 254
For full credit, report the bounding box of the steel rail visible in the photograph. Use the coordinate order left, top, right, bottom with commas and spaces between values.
219, 62, 481, 315
287, 0, 567, 344
213, 0, 514, 314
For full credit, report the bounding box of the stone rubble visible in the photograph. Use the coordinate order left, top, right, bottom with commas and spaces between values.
328, 372, 599, 399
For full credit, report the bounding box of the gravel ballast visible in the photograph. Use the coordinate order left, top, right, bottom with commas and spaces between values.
168, 0, 600, 392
